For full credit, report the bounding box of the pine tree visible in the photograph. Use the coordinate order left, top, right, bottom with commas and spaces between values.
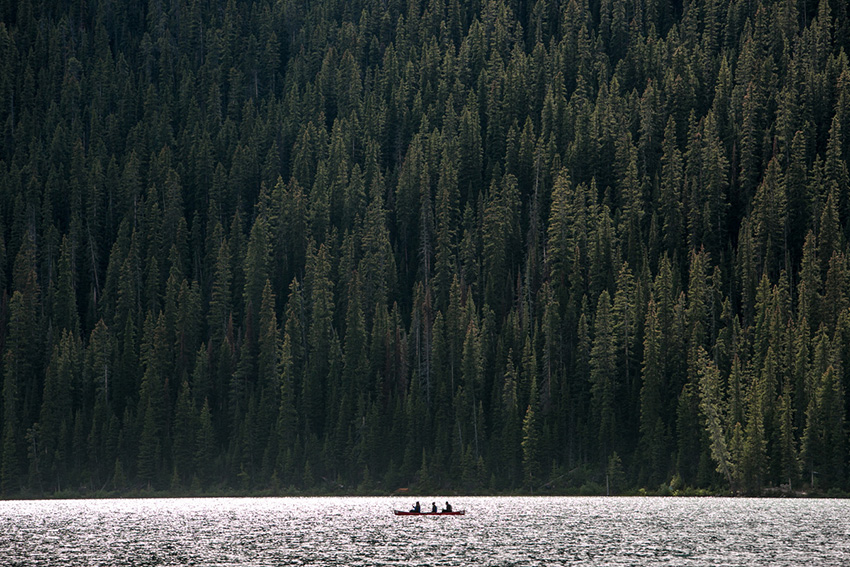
344, 271, 370, 397
243, 214, 272, 336
195, 399, 216, 489
687, 111, 729, 257
802, 364, 846, 489
741, 363, 768, 494
175, 280, 202, 379
797, 231, 821, 334
785, 131, 810, 255
612, 262, 637, 407
483, 174, 520, 315
460, 314, 483, 459
360, 181, 396, 314
777, 377, 798, 489
659, 117, 684, 258
54, 235, 79, 336
208, 239, 233, 348
540, 282, 560, 415
40, 330, 81, 490
521, 376, 542, 490
501, 355, 521, 485
696, 347, 734, 489
676, 381, 701, 487
640, 296, 667, 485
303, 242, 335, 438
258, 279, 281, 393
590, 290, 617, 460
172, 379, 196, 487
276, 330, 298, 479
433, 143, 459, 310
136, 312, 169, 488
751, 157, 787, 278
137, 396, 162, 488
2, 286, 38, 494
546, 169, 575, 291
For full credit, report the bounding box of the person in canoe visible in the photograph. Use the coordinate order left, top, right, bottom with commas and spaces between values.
431, 502, 438, 513
410, 501, 421, 513
443, 501, 452, 513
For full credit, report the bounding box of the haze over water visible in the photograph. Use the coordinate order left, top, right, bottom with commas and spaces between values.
1, 496, 848, 566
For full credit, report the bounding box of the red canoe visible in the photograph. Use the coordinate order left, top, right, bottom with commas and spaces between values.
393, 510, 465, 516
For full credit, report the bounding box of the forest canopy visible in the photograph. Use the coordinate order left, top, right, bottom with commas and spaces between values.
1, 0, 850, 496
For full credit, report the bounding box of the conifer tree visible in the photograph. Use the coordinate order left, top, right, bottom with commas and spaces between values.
172, 379, 196, 487
546, 169, 574, 291
460, 314, 483, 459
640, 296, 667, 484
54, 235, 79, 336
258, 280, 280, 397
243, 214, 272, 340
612, 262, 637, 405
696, 347, 734, 488
276, 330, 298, 478
208, 239, 233, 348
590, 290, 617, 460
360, 182, 396, 314
777, 377, 798, 488
659, 117, 684, 259
343, 271, 369, 395
483, 174, 520, 315
433, 144, 460, 310
303, 242, 335, 438
521, 375, 542, 490
751, 158, 787, 278
501, 355, 521, 485
195, 399, 216, 488
136, 312, 169, 488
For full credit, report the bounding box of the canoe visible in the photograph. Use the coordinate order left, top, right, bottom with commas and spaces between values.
393, 510, 465, 516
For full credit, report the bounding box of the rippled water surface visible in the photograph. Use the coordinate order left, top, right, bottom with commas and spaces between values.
2, 496, 849, 566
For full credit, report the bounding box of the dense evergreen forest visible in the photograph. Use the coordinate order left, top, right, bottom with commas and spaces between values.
1, 0, 850, 497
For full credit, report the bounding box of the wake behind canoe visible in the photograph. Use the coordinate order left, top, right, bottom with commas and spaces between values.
393, 510, 466, 516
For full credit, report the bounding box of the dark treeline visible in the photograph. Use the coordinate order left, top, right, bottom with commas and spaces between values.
0, 0, 849, 497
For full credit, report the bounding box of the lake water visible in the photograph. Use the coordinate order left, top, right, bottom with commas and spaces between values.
1, 496, 848, 566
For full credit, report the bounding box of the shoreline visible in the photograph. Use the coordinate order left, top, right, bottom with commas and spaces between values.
3, 486, 847, 500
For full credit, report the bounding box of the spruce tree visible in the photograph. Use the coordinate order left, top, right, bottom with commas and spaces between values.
521, 376, 543, 490
640, 296, 667, 485
590, 290, 617, 460
172, 379, 196, 487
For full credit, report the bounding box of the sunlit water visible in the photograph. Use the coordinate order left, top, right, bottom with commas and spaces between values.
1, 496, 849, 566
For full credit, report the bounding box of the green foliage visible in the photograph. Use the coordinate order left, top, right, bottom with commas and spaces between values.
696, 347, 735, 489
521, 377, 542, 490
1, 0, 849, 496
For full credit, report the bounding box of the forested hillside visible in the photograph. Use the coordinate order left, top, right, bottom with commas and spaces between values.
1, 0, 849, 496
